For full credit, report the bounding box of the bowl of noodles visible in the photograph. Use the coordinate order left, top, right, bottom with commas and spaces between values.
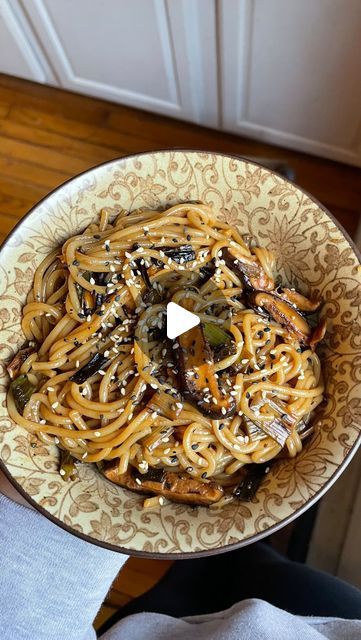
0, 150, 360, 557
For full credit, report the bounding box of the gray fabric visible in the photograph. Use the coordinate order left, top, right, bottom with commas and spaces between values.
103, 602, 361, 640
1, 493, 360, 640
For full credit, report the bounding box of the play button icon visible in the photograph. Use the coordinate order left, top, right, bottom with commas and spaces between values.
166, 301, 200, 340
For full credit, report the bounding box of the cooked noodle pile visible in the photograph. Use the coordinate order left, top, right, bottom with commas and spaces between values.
7, 203, 324, 506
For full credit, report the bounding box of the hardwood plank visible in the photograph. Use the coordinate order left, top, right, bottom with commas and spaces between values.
0, 210, 25, 236
0, 192, 34, 218
10, 105, 157, 156
93, 605, 120, 632
0, 174, 46, 203
0, 101, 10, 119
0, 154, 69, 190
0, 78, 114, 129
0, 117, 122, 164
108, 558, 172, 601
0, 135, 91, 176
118, 557, 172, 579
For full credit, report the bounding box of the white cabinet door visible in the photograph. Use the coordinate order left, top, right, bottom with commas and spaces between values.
219, 0, 361, 166
0, 0, 54, 82
24, 0, 218, 126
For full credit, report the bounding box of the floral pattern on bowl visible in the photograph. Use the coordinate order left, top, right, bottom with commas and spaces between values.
0, 150, 360, 557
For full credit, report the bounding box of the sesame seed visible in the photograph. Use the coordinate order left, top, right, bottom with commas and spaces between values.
94, 431, 101, 437
59, 469, 66, 476
47, 386, 55, 392
221, 407, 227, 415
51, 402, 59, 409
90, 277, 95, 285
159, 497, 165, 505
98, 370, 106, 376
54, 437, 60, 444
104, 350, 110, 357
135, 477, 142, 485
39, 419, 46, 425
82, 452, 87, 459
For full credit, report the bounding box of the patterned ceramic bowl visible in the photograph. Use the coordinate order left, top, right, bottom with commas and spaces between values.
0, 150, 360, 558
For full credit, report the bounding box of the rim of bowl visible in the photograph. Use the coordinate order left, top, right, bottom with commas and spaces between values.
0, 148, 360, 559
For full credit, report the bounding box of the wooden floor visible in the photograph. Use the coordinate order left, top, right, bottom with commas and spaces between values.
0, 73, 360, 630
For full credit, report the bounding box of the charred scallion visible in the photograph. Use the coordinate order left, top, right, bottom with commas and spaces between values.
142, 287, 163, 305
70, 353, 109, 384
59, 450, 79, 481
197, 259, 216, 285
136, 259, 151, 288
7, 346, 36, 380
154, 244, 195, 264
10, 374, 36, 413
233, 463, 271, 501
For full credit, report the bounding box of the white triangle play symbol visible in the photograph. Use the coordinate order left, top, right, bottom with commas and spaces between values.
166, 301, 200, 340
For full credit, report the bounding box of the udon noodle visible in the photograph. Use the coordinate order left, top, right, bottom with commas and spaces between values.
7, 203, 325, 507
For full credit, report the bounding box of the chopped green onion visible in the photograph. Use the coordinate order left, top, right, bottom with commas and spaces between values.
59, 450, 79, 482
203, 323, 231, 347
10, 374, 36, 413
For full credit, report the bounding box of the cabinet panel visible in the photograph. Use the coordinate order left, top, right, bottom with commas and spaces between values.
219, 0, 361, 166
0, 0, 49, 82
24, 0, 218, 125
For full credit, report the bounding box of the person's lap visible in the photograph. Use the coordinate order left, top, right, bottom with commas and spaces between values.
99, 542, 361, 635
